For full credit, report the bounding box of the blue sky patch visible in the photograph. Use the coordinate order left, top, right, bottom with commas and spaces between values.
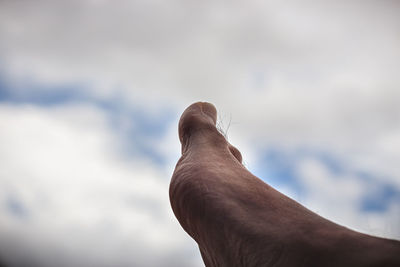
360, 183, 400, 213
255, 146, 399, 213
253, 147, 304, 197
5, 196, 28, 219
0, 71, 176, 166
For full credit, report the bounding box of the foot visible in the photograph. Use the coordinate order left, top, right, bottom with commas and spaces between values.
169, 102, 400, 267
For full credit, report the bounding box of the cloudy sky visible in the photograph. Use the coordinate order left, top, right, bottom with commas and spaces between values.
0, 0, 399, 266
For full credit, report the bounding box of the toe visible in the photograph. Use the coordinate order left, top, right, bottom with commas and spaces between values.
229, 144, 243, 163
178, 102, 244, 165
178, 102, 219, 145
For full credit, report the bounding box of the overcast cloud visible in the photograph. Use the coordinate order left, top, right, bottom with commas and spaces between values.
0, 0, 399, 266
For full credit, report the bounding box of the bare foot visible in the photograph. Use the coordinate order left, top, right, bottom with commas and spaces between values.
169, 102, 400, 267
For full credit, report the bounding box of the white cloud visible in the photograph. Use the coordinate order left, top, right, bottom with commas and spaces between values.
1, 0, 399, 185
0, 103, 203, 267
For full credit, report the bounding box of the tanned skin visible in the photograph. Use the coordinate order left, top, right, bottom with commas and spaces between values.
169, 102, 400, 267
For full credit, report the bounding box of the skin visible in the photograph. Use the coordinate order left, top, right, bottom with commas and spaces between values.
169, 102, 400, 267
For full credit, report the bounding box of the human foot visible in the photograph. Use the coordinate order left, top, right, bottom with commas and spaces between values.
169, 102, 400, 267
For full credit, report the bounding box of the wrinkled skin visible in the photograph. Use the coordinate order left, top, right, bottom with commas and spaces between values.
169, 102, 400, 267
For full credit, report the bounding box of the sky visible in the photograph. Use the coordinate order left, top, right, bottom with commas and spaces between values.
0, 0, 399, 266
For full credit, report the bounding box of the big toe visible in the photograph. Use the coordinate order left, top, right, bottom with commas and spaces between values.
178, 102, 218, 142
178, 102, 243, 164
179, 102, 227, 153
